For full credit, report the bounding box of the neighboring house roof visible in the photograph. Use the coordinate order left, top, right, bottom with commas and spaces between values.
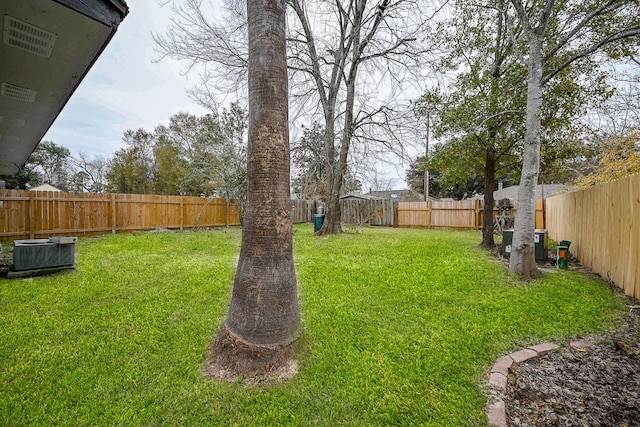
0, 0, 128, 176
370, 189, 425, 202
29, 183, 61, 192
341, 190, 427, 202
493, 184, 571, 200
340, 192, 385, 201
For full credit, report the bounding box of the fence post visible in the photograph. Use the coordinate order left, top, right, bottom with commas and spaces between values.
110, 193, 117, 234
28, 191, 35, 239
180, 198, 185, 230
225, 198, 230, 227
393, 201, 398, 227
475, 199, 481, 230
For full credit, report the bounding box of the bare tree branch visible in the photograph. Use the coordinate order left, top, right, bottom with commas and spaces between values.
543, 25, 640, 84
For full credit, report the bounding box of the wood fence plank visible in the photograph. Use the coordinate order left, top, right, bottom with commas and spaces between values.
28, 191, 35, 239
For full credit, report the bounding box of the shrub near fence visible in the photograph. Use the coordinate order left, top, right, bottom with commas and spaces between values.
546, 174, 640, 299
0, 190, 241, 241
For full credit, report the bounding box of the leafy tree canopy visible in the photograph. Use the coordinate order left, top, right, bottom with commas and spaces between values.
106, 104, 248, 201
574, 131, 640, 188
2, 141, 72, 190
405, 155, 485, 200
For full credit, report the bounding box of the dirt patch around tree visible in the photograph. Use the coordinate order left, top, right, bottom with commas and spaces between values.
203, 325, 298, 385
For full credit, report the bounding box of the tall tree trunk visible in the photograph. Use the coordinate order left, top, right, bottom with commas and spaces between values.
481, 7, 505, 250
321, 189, 343, 233
318, 72, 358, 235
320, 118, 343, 234
481, 145, 496, 248
509, 35, 543, 279
318, 2, 365, 235
206, 0, 299, 381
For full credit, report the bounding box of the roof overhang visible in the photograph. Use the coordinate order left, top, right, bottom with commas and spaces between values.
0, 0, 128, 176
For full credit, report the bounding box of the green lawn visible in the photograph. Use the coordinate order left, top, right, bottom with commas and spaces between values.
0, 226, 627, 426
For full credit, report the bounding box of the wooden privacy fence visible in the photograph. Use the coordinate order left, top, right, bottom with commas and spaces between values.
340, 199, 396, 226
546, 174, 639, 299
291, 199, 320, 223
0, 190, 241, 241
397, 199, 544, 230
291, 198, 396, 226
398, 199, 481, 229
293, 198, 544, 230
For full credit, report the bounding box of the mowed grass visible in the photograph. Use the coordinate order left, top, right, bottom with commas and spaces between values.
0, 226, 627, 426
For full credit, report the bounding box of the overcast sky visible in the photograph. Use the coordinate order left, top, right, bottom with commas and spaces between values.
42, 0, 415, 189
43, 0, 211, 159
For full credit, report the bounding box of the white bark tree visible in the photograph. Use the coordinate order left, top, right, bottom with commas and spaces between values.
508, 0, 640, 278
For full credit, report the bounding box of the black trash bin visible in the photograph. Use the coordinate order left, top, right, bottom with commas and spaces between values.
534, 229, 548, 261
502, 229, 513, 257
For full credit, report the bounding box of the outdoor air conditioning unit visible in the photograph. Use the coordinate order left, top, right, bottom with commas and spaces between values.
9, 237, 77, 277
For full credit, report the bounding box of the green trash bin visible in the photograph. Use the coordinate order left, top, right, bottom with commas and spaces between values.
559, 240, 571, 256
313, 214, 324, 232
557, 245, 569, 269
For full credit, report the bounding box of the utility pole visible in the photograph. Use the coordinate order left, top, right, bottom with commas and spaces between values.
423, 111, 430, 202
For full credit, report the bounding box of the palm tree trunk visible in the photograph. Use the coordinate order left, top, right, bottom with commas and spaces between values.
206, 0, 299, 381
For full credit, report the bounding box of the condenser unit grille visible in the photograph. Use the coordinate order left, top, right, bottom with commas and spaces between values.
3, 15, 57, 58
1, 82, 37, 102
13, 239, 76, 271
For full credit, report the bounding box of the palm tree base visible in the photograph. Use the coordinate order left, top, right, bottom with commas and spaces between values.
204, 325, 298, 384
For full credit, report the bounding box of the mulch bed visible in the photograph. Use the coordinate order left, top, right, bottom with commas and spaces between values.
505, 306, 640, 426
496, 243, 640, 426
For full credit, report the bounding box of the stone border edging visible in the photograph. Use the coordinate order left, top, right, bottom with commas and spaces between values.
486, 343, 560, 426
486, 340, 596, 426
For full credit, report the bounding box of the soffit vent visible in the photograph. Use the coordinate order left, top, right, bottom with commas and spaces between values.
0, 116, 26, 127
1, 82, 37, 102
0, 139, 20, 148
3, 15, 58, 58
